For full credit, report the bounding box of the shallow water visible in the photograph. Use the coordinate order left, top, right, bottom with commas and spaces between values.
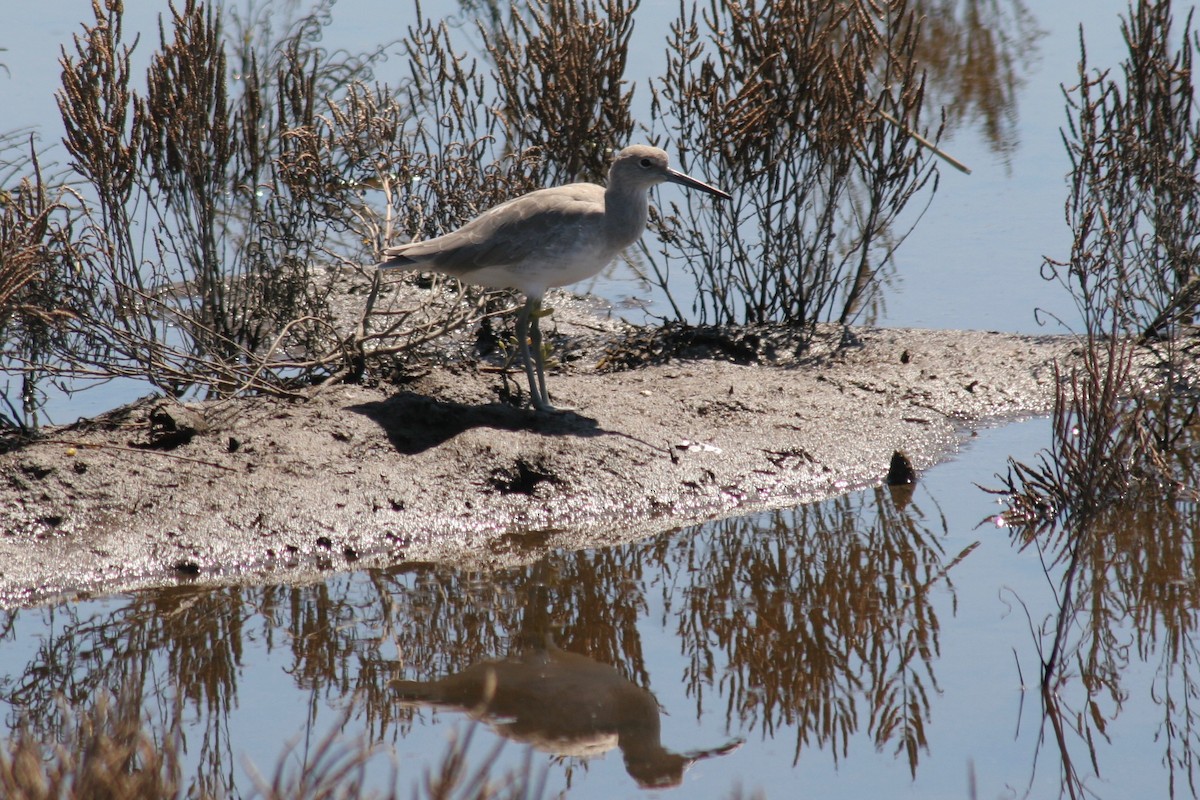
2, 417, 1194, 798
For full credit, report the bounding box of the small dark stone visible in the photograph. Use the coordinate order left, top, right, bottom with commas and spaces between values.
886, 450, 917, 486
315, 535, 333, 549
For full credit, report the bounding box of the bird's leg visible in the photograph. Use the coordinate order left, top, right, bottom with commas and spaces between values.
517, 298, 557, 412
527, 299, 554, 410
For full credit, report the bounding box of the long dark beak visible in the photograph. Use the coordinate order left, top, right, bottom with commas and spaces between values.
665, 167, 732, 200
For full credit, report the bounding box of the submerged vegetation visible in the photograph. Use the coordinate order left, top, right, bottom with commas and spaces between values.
0, 0, 955, 429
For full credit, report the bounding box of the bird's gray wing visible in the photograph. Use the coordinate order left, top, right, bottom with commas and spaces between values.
381, 185, 605, 276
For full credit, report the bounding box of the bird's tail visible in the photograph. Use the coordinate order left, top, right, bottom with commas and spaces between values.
375, 249, 421, 271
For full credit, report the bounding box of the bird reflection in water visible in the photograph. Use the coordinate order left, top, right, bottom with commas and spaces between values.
391, 640, 742, 788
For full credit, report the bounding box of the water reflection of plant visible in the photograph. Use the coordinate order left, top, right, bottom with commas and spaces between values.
0, 479, 969, 792
0, 684, 538, 799
669, 488, 972, 775
375, 486, 968, 785
0, 588, 248, 797
0, 582, 416, 796
995, 4, 1200, 797
913, 0, 1043, 161
1002, 481, 1200, 800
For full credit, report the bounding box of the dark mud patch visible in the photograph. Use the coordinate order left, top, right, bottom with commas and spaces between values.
0, 322, 1073, 607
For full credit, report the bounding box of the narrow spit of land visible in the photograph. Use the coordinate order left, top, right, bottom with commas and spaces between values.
0, 301, 1072, 607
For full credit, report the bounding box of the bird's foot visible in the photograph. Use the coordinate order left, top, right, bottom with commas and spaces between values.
532, 398, 574, 414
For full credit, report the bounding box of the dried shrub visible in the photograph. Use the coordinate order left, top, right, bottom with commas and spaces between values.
993, 7, 1200, 795
1, 1, 537, 420
4, 0, 965, 423
990, 331, 1146, 538
1001, 0, 1200, 531
646, 0, 941, 333
483, 0, 638, 182
1045, 0, 1200, 483
0, 139, 83, 429
1045, 2, 1200, 341
34, 0, 364, 399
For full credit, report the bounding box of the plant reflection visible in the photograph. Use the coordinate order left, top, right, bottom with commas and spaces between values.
1003, 472, 1200, 800
913, 0, 1043, 160
666, 488, 972, 774
0, 588, 247, 797
0, 478, 968, 793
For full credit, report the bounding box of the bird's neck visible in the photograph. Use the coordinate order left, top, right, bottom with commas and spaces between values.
604, 185, 652, 250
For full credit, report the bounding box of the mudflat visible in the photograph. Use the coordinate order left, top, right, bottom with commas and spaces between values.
0, 312, 1071, 608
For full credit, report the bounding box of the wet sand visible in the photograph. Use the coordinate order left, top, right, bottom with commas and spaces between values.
0, 308, 1072, 608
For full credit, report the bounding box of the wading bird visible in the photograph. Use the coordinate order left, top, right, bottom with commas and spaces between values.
377, 145, 731, 412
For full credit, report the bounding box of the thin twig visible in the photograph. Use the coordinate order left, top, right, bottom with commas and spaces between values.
878, 109, 972, 174
39, 437, 238, 472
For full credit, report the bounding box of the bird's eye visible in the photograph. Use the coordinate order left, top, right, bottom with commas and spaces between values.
639, 158, 653, 168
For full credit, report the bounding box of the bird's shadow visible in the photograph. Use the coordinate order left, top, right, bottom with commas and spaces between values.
348, 391, 606, 455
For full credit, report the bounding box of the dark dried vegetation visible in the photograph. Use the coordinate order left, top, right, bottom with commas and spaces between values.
0, 0, 944, 433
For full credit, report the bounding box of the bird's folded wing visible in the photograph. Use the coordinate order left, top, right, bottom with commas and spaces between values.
384, 186, 605, 275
